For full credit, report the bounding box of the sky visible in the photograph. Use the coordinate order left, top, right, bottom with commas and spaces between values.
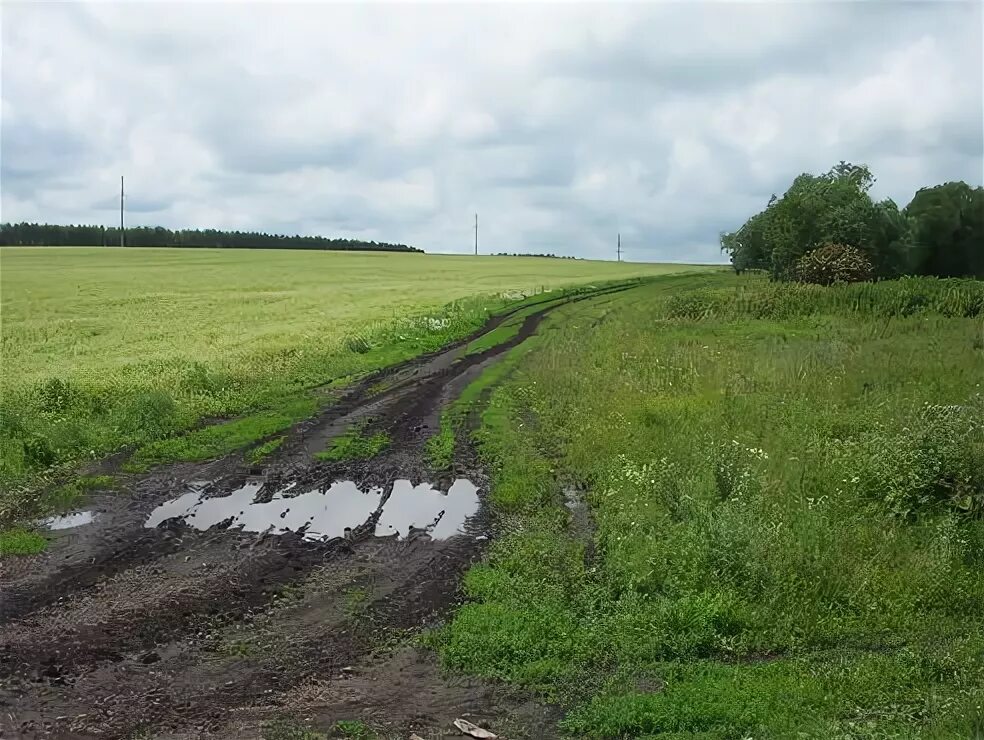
2, 1, 981, 263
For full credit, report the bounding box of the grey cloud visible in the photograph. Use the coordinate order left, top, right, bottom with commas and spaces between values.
1, 1, 980, 260
0, 122, 92, 192
546, 3, 896, 92
213, 135, 369, 176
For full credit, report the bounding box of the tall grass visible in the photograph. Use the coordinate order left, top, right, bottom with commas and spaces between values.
439, 273, 984, 737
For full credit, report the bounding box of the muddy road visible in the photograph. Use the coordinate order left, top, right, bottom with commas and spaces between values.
0, 285, 632, 739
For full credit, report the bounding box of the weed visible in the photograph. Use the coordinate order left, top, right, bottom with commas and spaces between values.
77, 474, 115, 489
262, 719, 327, 740
344, 334, 372, 354
425, 418, 455, 470
217, 638, 257, 658
343, 585, 370, 618
315, 425, 389, 462
329, 720, 376, 739
247, 435, 286, 465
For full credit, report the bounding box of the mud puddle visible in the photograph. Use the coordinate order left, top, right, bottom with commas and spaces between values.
375, 478, 479, 539
145, 478, 479, 542
42, 511, 97, 530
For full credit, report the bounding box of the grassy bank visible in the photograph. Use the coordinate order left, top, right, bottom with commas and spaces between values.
438, 273, 984, 737
0, 247, 699, 524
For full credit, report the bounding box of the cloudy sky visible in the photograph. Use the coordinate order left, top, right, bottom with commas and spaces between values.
2, 1, 981, 262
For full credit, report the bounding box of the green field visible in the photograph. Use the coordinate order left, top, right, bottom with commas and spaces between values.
438, 272, 984, 737
0, 247, 698, 520
3, 245, 984, 735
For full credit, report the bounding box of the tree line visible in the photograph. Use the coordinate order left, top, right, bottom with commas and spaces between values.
493, 252, 580, 259
0, 223, 423, 253
720, 162, 983, 280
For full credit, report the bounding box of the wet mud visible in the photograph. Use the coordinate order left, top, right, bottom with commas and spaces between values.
0, 285, 632, 739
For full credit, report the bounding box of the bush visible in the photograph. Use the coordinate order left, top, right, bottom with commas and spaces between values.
830, 402, 984, 518
119, 390, 181, 439
664, 289, 727, 320
794, 244, 874, 286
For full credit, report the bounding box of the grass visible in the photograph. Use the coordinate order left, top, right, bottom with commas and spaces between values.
125, 395, 318, 471
0, 247, 697, 528
464, 291, 568, 355
343, 585, 371, 617
247, 435, 286, 465
261, 720, 327, 740
426, 321, 544, 471
0, 527, 47, 555
425, 420, 456, 470
0, 473, 118, 555
425, 292, 572, 470
315, 424, 390, 462
329, 720, 377, 739
437, 272, 984, 737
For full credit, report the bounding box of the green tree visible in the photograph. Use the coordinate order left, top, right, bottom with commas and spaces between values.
905, 182, 984, 278
723, 162, 916, 279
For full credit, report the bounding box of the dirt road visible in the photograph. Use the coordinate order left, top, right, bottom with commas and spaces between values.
0, 286, 631, 739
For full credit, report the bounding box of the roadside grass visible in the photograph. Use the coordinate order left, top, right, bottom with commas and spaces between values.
0, 473, 118, 555
247, 435, 286, 465
438, 272, 984, 737
261, 720, 327, 740
464, 292, 569, 356
315, 424, 390, 462
126, 395, 318, 471
343, 585, 371, 618
0, 527, 47, 556
424, 421, 456, 470
328, 720, 377, 739
426, 322, 545, 471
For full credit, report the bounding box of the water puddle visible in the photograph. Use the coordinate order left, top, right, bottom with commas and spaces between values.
145, 480, 382, 540
43, 511, 97, 530
145, 478, 479, 542
375, 479, 479, 539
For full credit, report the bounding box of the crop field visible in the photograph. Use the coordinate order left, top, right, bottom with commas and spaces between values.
0, 247, 695, 511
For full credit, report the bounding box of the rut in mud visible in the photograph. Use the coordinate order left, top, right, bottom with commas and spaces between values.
0, 284, 633, 739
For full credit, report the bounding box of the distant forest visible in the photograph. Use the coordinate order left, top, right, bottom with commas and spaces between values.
0, 223, 423, 253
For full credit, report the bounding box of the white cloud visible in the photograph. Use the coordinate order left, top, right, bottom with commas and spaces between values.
2, 1, 981, 263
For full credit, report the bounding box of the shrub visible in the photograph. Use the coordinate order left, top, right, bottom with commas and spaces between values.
664, 289, 727, 320
120, 390, 181, 439
35, 377, 79, 412
794, 244, 874, 286
830, 402, 984, 518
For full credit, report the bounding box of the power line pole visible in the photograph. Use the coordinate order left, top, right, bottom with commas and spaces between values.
120, 176, 125, 248
617, 232, 621, 262
474, 213, 478, 256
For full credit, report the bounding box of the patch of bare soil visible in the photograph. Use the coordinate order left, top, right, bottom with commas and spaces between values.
1, 287, 631, 739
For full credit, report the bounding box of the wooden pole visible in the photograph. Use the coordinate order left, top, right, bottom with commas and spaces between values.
120, 176, 125, 248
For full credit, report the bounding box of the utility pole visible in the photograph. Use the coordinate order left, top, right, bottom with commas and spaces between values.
120, 176, 125, 248
617, 232, 622, 262
474, 213, 478, 256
